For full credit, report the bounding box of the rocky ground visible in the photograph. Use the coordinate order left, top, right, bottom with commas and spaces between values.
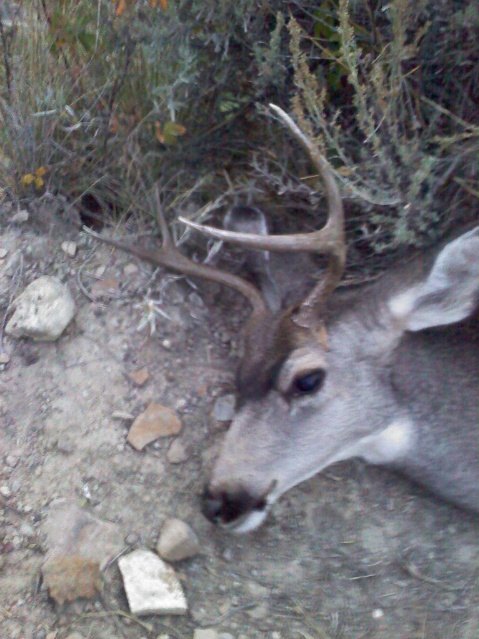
0, 202, 478, 639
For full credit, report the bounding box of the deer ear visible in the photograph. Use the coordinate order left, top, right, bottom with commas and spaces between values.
389, 227, 479, 331
224, 206, 282, 312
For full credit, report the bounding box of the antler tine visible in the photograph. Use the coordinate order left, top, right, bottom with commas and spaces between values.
83, 212, 268, 319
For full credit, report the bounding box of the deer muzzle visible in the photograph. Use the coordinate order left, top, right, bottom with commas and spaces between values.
202, 480, 277, 533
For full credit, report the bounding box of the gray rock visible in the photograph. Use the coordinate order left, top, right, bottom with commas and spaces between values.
157, 518, 200, 562
56, 437, 76, 455
118, 549, 187, 615
246, 602, 269, 619
6, 276, 76, 341
213, 394, 236, 422
167, 439, 189, 464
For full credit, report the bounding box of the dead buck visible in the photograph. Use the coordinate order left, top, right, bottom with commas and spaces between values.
88, 105, 479, 533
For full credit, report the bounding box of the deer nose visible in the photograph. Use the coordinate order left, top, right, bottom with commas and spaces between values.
201, 486, 266, 526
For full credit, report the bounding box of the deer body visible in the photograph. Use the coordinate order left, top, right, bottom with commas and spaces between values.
88, 105, 479, 533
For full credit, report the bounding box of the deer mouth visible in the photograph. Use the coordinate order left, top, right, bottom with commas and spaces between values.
201, 481, 277, 533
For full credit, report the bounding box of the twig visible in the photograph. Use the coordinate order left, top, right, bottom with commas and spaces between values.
402, 562, 467, 592
0, 15, 12, 99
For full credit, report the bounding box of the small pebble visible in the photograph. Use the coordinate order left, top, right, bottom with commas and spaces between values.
175, 398, 187, 411
56, 438, 75, 454
125, 532, 139, 545
213, 394, 236, 422
6, 455, 18, 468
20, 522, 35, 537
167, 439, 189, 464
157, 518, 200, 562
112, 410, 134, 421
124, 263, 139, 276
246, 602, 269, 619
95, 265, 106, 277
61, 241, 77, 258
0, 485, 12, 498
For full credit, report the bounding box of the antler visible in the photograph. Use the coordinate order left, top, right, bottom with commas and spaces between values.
83, 188, 268, 319
180, 104, 346, 328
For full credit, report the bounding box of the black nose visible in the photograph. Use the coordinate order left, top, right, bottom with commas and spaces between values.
201, 486, 266, 526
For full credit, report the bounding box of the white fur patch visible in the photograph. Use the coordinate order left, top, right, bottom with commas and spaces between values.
228, 509, 268, 534
389, 289, 416, 322
359, 418, 414, 464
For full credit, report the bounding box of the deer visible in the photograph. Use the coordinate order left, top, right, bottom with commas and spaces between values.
87, 104, 479, 533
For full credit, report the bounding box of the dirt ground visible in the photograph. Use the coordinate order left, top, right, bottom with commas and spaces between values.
0, 206, 478, 639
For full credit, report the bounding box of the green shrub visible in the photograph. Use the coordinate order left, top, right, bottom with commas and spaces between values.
285, 0, 479, 252
0, 0, 477, 261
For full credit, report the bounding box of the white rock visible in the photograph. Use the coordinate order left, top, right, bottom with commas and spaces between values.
194, 630, 220, 639
0, 485, 12, 498
124, 263, 139, 276
11, 209, 29, 224
20, 522, 35, 537
118, 549, 187, 615
6, 276, 76, 341
61, 241, 77, 258
156, 518, 200, 562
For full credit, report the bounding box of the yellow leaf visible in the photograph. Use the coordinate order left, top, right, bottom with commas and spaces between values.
110, 115, 119, 133
35, 166, 47, 177
163, 121, 186, 137
154, 121, 165, 143
35, 177, 44, 189
20, 174, 35, 186
337, 166, 353, 177
114, 0, 127, 17
159, 0, 168, 10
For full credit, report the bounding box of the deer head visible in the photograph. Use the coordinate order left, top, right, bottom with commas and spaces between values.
87, 105, 479, 533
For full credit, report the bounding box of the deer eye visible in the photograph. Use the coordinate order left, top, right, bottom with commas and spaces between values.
293, 369, 325, 395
